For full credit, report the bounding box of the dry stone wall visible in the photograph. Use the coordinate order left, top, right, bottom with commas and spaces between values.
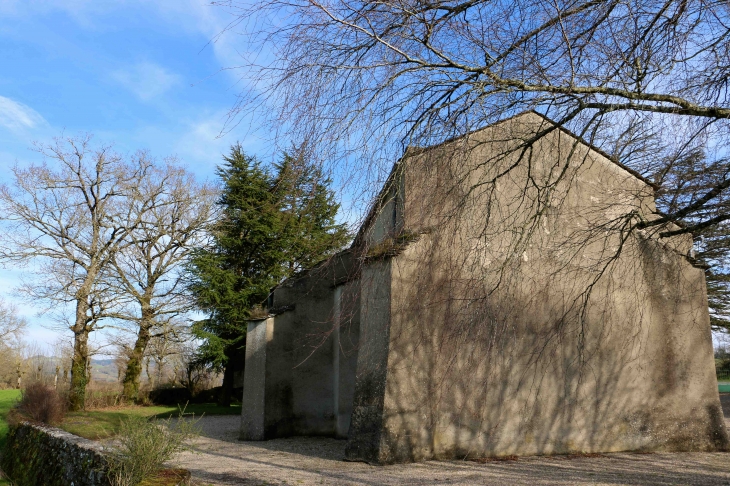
1, 422, 109, 486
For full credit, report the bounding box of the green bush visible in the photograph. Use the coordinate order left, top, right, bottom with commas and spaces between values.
16, 383, 66, 426
148, 387, 191, 406
717, 358, 730, 372
106, 408, 199, 486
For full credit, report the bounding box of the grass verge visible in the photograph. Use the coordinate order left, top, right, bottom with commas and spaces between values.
62, 403, 240, 440
0, 390, 21, 450
0, 390, 229, 484
138, 468, 190, 486
0, 389, 22, 486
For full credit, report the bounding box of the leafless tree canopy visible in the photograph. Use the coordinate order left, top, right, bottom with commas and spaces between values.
0, 135, 161, 409
110, 165, 215, 319
217, 0, 729, 235
0, 298, 26, 343
108, 163, 216, 399
0, 134, 219, 403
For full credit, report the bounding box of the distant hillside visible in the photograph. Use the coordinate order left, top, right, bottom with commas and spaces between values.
20, 356, 167, 385
19, 356, 120, 385
90, 358, 119, 383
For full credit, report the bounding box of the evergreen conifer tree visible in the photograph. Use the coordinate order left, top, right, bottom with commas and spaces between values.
187, 145, 349, 404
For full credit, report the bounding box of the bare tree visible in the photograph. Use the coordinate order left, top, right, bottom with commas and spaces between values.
0, 300, 25, 389
208, 2, 729, 456
173, 338, 217, 396
0, 136, 160, 410
110, 164, 216, 400
215, 0, 730, 263
50, 335, 74, 388
0, 298, 26, 343
0, 345, 22, 389
147, 319, 190, 388
21, 341, 51, 385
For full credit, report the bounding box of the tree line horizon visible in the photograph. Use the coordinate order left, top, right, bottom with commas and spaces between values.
2, 0, 730, 409
0, 138, 348, 410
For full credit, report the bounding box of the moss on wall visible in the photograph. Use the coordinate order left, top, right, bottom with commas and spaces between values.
1, 422, 109, 486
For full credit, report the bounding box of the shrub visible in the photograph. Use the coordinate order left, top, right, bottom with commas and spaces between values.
193, 386, 222, 404
106, 407, 199, 486
84, 383, 126, 409
148, 387, 192, 406
16, 383, 66, 425
0, 471, 16, 486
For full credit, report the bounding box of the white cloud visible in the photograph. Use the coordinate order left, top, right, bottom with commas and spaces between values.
111, 61, 182, 101
0, 0, 252, 81
175, 114, 235, 168
0, 96, 47, 134
169, 111, 265, 173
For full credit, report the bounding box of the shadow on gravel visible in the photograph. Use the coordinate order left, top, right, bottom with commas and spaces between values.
197, 396, 730, 463
236, 436, 347, 461
180, 400, 730, 485
181, 451, 730, 486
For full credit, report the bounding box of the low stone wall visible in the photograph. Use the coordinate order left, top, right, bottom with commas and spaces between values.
1, 422, 110, 486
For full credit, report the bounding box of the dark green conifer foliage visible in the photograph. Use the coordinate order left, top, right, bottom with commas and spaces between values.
187, 145, 349, 404
654, 149, 730, 333
273, 152, 350, 273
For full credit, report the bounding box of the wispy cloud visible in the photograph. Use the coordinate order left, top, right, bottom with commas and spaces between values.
175, 114, 233, 168
0, 0, 251, 82
0, 96, 47, 133
111, 61, 182, 101
172, 111, 265, 172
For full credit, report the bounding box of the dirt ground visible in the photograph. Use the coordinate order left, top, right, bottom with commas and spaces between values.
174, 395, 730, 486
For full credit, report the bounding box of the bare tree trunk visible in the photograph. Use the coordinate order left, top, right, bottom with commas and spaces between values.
156, 356, 164, 386
122, 304, 154, 401
145, 357, 152, 388
218, 350, 235, 407
69, 298, 91, 411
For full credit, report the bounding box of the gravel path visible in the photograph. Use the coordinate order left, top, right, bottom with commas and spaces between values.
173, 396, 730, 486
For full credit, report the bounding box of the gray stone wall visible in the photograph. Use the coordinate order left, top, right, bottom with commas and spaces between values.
344, 112, 728, 463
239, 250, 362, 441
240, 112, 727, 464
1, 422, 110, 486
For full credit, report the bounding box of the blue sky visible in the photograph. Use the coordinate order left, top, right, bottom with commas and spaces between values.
0, 0, 266, 350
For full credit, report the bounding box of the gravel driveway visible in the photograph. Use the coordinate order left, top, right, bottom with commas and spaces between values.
173, 396, 730, 486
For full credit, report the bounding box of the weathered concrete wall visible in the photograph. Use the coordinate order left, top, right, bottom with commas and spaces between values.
240, 251, 361, 440
240, 317, 271, 440
344, 112, 727, 463
335, 279, 361, 437
371, 234, 726, 462
345, 259, 393, 462
1, 422, 109, 486
241, 112, 725, 463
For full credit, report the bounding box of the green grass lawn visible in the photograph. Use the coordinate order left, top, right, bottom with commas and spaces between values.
61, 402, 240, 440
0, 386, 239, 442
0, 390, 231, 484
0, 389, 21, 486
0, 390, 21, 450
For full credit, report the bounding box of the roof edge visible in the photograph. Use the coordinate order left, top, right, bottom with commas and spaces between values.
528, 111, 659, 190
351, 110, 659, 249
